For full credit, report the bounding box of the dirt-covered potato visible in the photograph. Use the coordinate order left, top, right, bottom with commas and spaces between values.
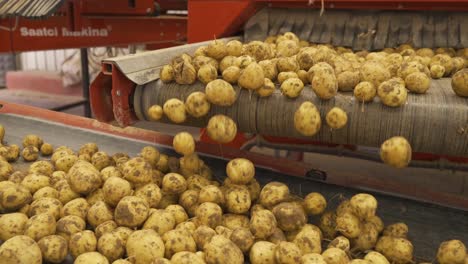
22, 134, 44, 148
21, 173, 50, 194
354, 81, 376, 102
143, 209, 176, 235
204, 235, 244, 264
56, 215, 86, 240
259, 60, 278, 80
162, 229, 196, 258
54, 154, 77, 172
165, 205, 188, 225
85, 187, 104, 206
238, 62, 265, 90
259, 182, 290, 208
114, 196, 149, 228
336, 212, 361, 239
198, 184, 224, 204
328, 236, 350, 252
452, 69, 468, 97
178, 189, 199, 216
126, 229, 165, 264
0, 159, 13, 180
75, 252, 109, 264
22, 145, 39, 161
250, 241, 277, 264
196, 202, 223, 228
225, 185, 251, 214
375, 236, 413, 264
294, 101, 322, 136
205, 79, 237, 106
101, 177, 131, 207
222, 66, 241, 84
275, 241, 302, 264
0, 212, 28, 241
24, 213, 56, 241
280, 77, 304, 98
352, 222, 379, 251
377, 79, 407, 107
184, 92, 211, 118
67, 161, 102, 195
266, 226, 286, 244
78, 143, 98, 156
249, 209, 277, 239
38, 235, 68, 263
326, 107, 348, 130
278, 71, 299, 84
206, 114, 237, 144
0, 235, 42, 264
380, 136, 412, 168
206, 39, 227, 60
147, 105, 164, 121
87, 201, 114, 228
94, 220, 117, 239
28, 160, 54, 176
431, 54, 453, 76
0, 184, 32, 211
91, 151, 112, 171
8, 171, 26, 184
277, 39, 299, 57
0, 144, 20, 162
220, 214, 248, 230
225, 158, 254, 185
113, 260, 133, 264
430, 64, 445, 79
272, 202, 307, 232
219, 55, 238, 72
180, 154, 203, 177
436, 240, 467, 264
160, 64, 174, 83
198, 64, 218, 84
277, 56, 300, 72
163, 98, 186, 123
226, 40, 243, 56
29, 197, 62, 220
256, 78, 276, 97
360, 61, 391, 88
133, 183, 161, 209
404, 71, 430, 94
193, 225, 216, 250
122, 157, 152, 184
337, 71, 360, 91
350, 193, 377, 220
150, 258, 171, 264
169, 251, 204, 264
162, 172, 187, 194
302, 253, 327, 264
303, 192, 327, 215
173, 132, 195, 156
322, 248, 349, 264
97, 231, 125, 262
173, 61, 197, 85
193, 55, 218, 71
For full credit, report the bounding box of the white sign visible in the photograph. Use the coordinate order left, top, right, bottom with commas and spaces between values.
20, 27, 110, 37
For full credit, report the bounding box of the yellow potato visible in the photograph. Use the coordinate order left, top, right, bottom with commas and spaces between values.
185, 91, 211, 118
87, 201, 114, 228
68, 161, 102, 195
273, 202, 307, 232
277, 40, 300, 57
337, 71, 360, 91
328, 236, 350, 252
173, 61, 196, 85
259, 60, 278, 80
206, 114, 237, 144
377, 80, 407, 107
277, 56, 300, 72
29, 197, 62, 220
222, 66, 241, 84
22, 134, 43, 148
256, 78, 276, 97
302, 253, 327, 264
204, 235, 244, 264
192, 55, 219, 71
0, 184, 32, 211
364, 251, 390, 264
350, 193, 377, 219
79, 143, 98, 156
143, 209, 176, 235
197, 64, 218, 84
326, 107, 348, 129
193, 225, 217, 250
405, 72, 431, 94
24, 213, 56, 241
250, 241, 277, 264
238, 62, 265, 90
278, 71, 299, 84
98, 232, 125, 262
242, 41, 272, 61
114, 196, 149, 228
352, 222, 379, 250
336, 212, 361, 238
127, 229, 165, 264
162, 229, 197, 258
38, 235, 68, 263
198, 184, 224, 205
0, 144, 20, 162
122, 157, 152, 184
162, 173, 187, 194
292, 224, 322, 254
0, 160, 13, 180
205, 79, 237, 106
206, 39, 227, 60
380, 136, 412, 168
219, 55, 238, 72
322, 248, 349, 264
29, 160, 54, 176
225, 185, 251, 214
226, 40, 243, 56
163, 98, 186, 123
226, 158, 255, 184
165, 204, 188, 225
297, 48, 315, 71
280, 77, 304, 98
102, 176, 132, 207
236, 55, 256, 69
74, 252, 109, 264
360, 61, 391, 88
375, 236, 413, 264
22, 145, 39, 161
178, 190, 199, 216
452, 69, 468, 97
354, 81, 376, 102
171, 251, 205, 264
311, 71, 338, 100
55, 154, 78, 172
437, 240, 467, 264
95, 220, 118, 239
56, 215, 86, 240
0, 235, 42, 264
196, 202, 223, 228
160, 65, 174, 83
0, 212, 29, 241
431, 54, 453, 76
147, 105, 164, 121
173, 132, 195, 156
294, 101, 322, 136
303, 192, 327, 215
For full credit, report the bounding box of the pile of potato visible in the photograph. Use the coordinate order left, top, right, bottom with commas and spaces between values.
151, 33, 467, 168
0, 127, 466, 264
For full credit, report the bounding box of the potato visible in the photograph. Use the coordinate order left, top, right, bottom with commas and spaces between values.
95, 220, 118, 239
56, 215, 86, 240
437, 240, 467, 264
92, 152, 112, 172
0, 124, 3, 143
375, 236, 413, 264
75, 252, 109, 264
198, 184, 224, 204
126, 229, 165, 264
151, 258, 171, 264
383, 222, 408, 238
257, 78, 276, 97
238, 62, 265, 90
302, 253, 327, 264
294, 101, 322, 137
38, 235, 68, 263
402, 71, 430, 94
28, 160, 53, 176
275, 241, 302, 264
22, 145, 39, 161
236, 55, 255, 69
452, 69, 468, 97
353, 81, 376, 102
219, 55, 238, 72
147, 105, 164, 121
24, 213, 56, 241
206, 114, 237, 144
131, 183, 161, 209
206, 39, 226, 60
377, 79, 407, 107
259, 60, 278, 80
250, 241, 277, 264
0, 160, 13, 180
100, 167, 121, 182
182, 93, 211, 119
0, 235, 42, 264
162, 229, 197, 258
352, 222, 379, 250
380, 136, 412, 168
259, 182, 290, 208
325, 107, 348, 130
122, 157, 152, 184
204, 235, 243, 264
186, 174, 210, 190
0, 144, 20, 162
78, 143, 98, 156
360, 61, 391, 88
111, 226, 133, 245
178, 189, 199, 215
197, 64, 217, 84
277, 56, 300, 72
223, 158, 255, 185
336, 212, 361, 239
277, 40, 299, 57
431, 54, 453, 76
101, 177, 131, 207
297, 69, 310, 84
170, 251, 204, 264
193, 55, 219, 71
266, 227, 285, 244
193, 225, 216, 250
219, 214, 247, 230
160, 64, 174, 83
29, 197, 62, 220
161, 172, 187, 194
225, 185, 251, 214
172, 132, 195, 156
173, 61, 196, 85
222, 66, 241, 83
179, 153, 204, 177
205, 79, 237, 106
97, 232, 125, 262
163, 98, 187, 123
67, 163, 101, 196
242, 41, 271, 61
280, 77, 304, 98
87, 201, 114, 228
114, 196, 149, 228
8, 171, 26, 184
0, 212, 28, 240
272, 202, 307, 232
0, 184, 32, 211
337, 199, 355, 215
364, 251, 390, 264
55, 180, 79, 205
113, 260, 132, 264
328, 236, 350, 252
278, 71, 299, 84
337, 71, 360, 91
143, 209, 176, 235
297, 48, 315, 71
291, 224, 322, 254
52, 149, 74, 164
350, 193, 377, 220
303, 192, 327, 215
249, 209, 277, 239
53, 154, 77, 172
322, 248, 349, 264
194, 202, 222, 229
22, 134, 43, 148
21, 173, 50, 195
226, 40, 243, 56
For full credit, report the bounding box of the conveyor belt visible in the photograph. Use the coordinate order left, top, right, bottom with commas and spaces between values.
0, 0, 64, 18
245, 8, 468, 50
134, 78, 468, 158
0, 113, 467, 261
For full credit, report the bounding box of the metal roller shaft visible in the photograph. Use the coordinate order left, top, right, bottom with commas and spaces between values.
134, 79, 468, 157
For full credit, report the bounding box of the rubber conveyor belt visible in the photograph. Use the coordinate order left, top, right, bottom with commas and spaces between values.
134, 78, 468, 158
0, 114, 467, 262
